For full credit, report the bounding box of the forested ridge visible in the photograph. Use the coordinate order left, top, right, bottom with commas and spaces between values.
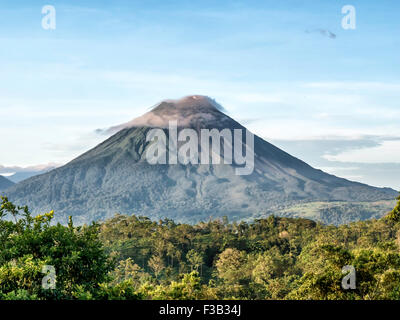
1, 194, 400, 300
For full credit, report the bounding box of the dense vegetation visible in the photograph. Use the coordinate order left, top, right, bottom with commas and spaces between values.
271, 200, 396, 225
1, 194, 400, 300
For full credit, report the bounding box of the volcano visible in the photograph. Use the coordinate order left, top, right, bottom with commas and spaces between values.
4, 95, 397, 224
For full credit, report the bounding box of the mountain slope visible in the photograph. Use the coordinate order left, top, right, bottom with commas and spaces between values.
0, 176, 15, 191
4, 96, 397, 224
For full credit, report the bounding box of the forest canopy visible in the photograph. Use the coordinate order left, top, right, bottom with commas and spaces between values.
1, 194, 400, 300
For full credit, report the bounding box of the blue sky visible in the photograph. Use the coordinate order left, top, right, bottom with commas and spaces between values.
0, 0, 399, 190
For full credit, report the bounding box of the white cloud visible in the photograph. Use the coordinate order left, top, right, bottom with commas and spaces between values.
324, 140, 400, 164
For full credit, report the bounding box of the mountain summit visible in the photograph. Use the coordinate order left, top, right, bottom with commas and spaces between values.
106, 95, 228, 133
4, 96, 397, 225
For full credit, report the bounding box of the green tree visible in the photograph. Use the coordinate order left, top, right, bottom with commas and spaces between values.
0, 196, 115, 299
148, 255, 165, 278
387, 193, 400, 222
186, 249, 203, 273
143, 271, 205, 300
215, 248, 247, 284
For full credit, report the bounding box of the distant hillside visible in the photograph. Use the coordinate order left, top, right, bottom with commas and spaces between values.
7, 167, 57, 183
5, 95, 398, 225
0, 176, 14, 191
258, 200, 397, 226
